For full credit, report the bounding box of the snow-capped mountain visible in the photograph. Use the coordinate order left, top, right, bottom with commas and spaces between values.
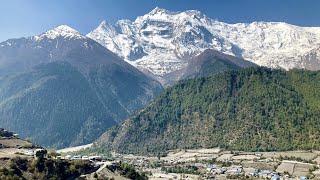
0, 25, 97, 75
0, 25, 162, 148
87, 7, 320, 77
34, 25, 85, 41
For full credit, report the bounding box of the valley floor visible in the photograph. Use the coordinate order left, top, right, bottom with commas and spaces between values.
55, 145, 320, 179
109, 148, 320, 179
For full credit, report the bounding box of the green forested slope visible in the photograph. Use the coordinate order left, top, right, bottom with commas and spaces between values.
0, 30, 163, 149
98, 67, 320, 155
0, 62, 116, 147
0, 61, 162, 148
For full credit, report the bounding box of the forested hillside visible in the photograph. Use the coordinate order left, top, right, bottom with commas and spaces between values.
0, 61, 162, 148
0, 26, 163, 148
98, 67, 320, 155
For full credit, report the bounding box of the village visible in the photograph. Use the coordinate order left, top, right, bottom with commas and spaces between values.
56, 145, 320, 180
1, 128, 320, 179
1, 128, 320, 180
113, 149, 319, 179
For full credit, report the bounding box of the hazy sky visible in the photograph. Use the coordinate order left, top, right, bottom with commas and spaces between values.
0, 0, 320, 41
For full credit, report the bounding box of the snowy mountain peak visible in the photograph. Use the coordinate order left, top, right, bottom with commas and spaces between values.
35, 25, 84, 41
184, 9, 205, 18
148, 7, 171, 15
53, 25, 80, 33
88, 8, 320, 77
98, 20, 112, 29
140, 7, 206, 23
146, 7, 204, 18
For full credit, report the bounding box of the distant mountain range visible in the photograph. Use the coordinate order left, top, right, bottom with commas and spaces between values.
0, 25, 162, 148
97, 67, 320, 155
1, 7, 320, 150
88, 7, 320, 80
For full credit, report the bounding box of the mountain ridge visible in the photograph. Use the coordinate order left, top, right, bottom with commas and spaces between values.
0, 25, 163, 148
87, 7, 320, 78
163, 49, 256, 85
96, 67, 320, 155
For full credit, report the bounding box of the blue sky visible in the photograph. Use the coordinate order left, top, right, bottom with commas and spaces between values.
0, 0, 319, 41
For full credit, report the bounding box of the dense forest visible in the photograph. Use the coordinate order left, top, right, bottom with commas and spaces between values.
98, 67, 320, 155
0, 30, 163, 149
0, 61, 162, 148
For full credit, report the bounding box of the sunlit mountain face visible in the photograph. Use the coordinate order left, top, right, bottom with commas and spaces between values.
88, 7, 320, 80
